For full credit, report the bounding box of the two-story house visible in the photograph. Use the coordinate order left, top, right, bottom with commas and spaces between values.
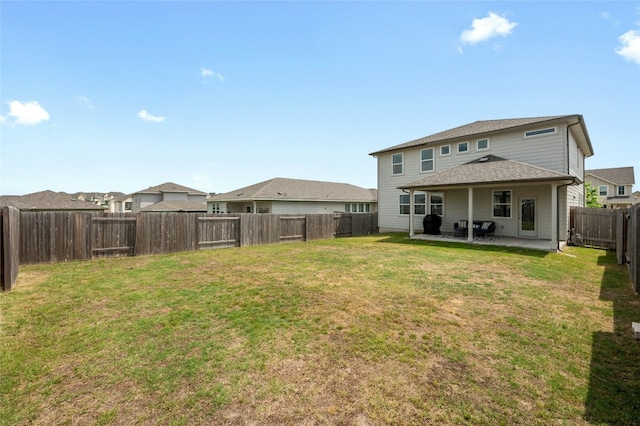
585, 167, 636, 209
370, 115, 594, 250
131, 182, 207, 213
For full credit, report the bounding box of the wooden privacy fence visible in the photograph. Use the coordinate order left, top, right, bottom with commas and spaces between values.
3, 212, 377, 270
570, 206, 639, 293
1, 207, 20, 291
570, 207, 618, 249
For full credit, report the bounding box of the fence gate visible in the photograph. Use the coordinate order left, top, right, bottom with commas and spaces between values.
197, 215, 241, 249
91, 215, 137, 258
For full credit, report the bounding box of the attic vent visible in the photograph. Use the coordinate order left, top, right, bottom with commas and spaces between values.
478, 157, 489, 162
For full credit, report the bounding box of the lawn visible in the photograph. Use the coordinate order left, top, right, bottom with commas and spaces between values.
1, 233, 639, 425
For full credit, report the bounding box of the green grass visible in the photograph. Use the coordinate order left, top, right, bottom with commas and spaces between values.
1, 233, 639, 425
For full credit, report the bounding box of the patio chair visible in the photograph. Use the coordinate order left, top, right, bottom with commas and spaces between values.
453, 220, 468, 237
473, 221, 496, 238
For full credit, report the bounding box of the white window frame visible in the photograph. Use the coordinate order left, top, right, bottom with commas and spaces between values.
428, 192, 444, 216
476, 138, 490, 151
618, 185, 626, 196
399, 192, 426, 215
457, 141, 469, 154
492, 190, 512, 218
524, 127, 557, 138
392, 153, 404, 175
420, 148, 435, 173
440, 145, 451, 156
599, 186, 608, 196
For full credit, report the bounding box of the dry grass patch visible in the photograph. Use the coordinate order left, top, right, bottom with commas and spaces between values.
1, 234, 638, 425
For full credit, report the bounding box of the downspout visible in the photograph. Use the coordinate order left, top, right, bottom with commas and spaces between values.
558, 118, 583, 251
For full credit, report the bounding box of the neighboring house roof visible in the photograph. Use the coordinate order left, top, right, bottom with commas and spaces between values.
399, 155, 579, 190
0, 190, 107, 211
585, 167, 635, 185
112, 193, 132, 202
208, 177, 377, 203
370, 115, 594, 157
133, 182, 207, 195
140, 200, 207, 212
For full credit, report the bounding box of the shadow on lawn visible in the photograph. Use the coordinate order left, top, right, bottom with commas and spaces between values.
374, 233, 549, 258
584, 250, 640, 424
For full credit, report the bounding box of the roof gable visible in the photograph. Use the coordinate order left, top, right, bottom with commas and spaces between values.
208, 178, 377, 203
586, 167, 635, 185
133, 182, 206, 195
399, 155, 578, 190
0, 190, 107, 211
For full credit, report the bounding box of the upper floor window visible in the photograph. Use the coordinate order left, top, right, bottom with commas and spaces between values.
421, 148, 434, 172
440, 145, 451, 156
524, 127, 557, 138
477, 138, 489, 151
492, 190, 512, 218
618, 185, 626, 196
599, 186, 608, 196
392, 153, 403, 175
457, 142, 469, 154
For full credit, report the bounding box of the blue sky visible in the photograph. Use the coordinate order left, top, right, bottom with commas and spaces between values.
1, 1, 639, 196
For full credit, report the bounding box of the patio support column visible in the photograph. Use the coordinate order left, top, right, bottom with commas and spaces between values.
467, 187, 474, 242
409, 189, 415, 237
551, 183, 558, 246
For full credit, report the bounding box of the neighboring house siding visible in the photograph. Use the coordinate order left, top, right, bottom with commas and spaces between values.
271, 201, 346, 214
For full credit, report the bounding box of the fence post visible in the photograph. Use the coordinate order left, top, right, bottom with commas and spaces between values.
1, 207, 20, 291
616, 209, 625, 265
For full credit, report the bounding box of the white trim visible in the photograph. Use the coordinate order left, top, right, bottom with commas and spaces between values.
524, 127, 557, 138
392, 152, 404, 176
492, 189, 513, 219
420, 147, 435, 173
457, 141, 469, 154
440, 145, 451, 156
476, 138, 490, 151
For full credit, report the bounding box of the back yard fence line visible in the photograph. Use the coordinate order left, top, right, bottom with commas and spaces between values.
0, 210, 378, 290
570, 206, 639, 293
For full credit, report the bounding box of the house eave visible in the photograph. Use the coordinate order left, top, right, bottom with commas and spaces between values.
398, 177, 579, 192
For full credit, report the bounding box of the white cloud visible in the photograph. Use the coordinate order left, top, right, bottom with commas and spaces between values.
201, 67, 225, 81
460, 12, 518, 45
2, 100, 50, 126
138, 110, 167, 122
77, 96, 95, 110
615, 30, 640, 65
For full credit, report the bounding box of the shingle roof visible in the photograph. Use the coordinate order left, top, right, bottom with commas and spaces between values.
139, 200, 207, 212
370, 115, 590, 155
0, 190, 107, 211
399, 155, 579, 190
208, 178, 377, 203
133, 182, 207, 195
586, 167, 635, 185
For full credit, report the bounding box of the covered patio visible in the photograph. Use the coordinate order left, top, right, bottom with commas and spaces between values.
410, 232, 567, 252
398, 155, 581, 252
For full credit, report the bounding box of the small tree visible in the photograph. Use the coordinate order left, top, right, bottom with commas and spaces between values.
585, 182, 602, 208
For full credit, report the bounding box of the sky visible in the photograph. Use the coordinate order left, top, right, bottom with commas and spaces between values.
1, 1, 639, 196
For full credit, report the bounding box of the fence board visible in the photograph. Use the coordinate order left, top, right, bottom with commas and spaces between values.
1, 207, 20, 291
197, 215, 240, 249
91, 214, 136, 258
570, 207, 617, 249
628, 204, 639, 293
